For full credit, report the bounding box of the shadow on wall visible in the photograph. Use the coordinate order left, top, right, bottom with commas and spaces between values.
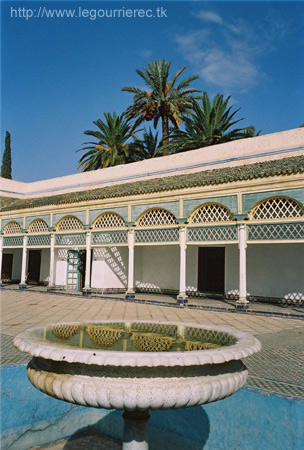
93, 247, 127, 287
62, 409, 210, 450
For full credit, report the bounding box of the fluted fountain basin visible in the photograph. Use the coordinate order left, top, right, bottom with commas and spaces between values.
14, 320, 261, 449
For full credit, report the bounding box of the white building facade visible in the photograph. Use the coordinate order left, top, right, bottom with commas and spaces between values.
1, 128, 304, 307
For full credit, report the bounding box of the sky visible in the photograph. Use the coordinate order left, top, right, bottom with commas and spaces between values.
1, 1, 304, 182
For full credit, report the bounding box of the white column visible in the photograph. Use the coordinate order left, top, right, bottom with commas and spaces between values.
20, 235, 28, 286
127, 229, 135, 295
238, 224, 248, 304
84, 232, 91, 289
0, 236, 3, 285
178, 227, 187, 301
48, 234, 55, 287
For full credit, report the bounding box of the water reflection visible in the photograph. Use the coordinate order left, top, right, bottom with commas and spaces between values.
29, 322, 236, 353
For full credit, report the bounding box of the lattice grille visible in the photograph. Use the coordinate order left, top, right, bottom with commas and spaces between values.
131, 333, 176, 352
247, 223, 304, 240
56, 216, 84, 231
135, 228, 179, 243
55, 233, 86, 246
3, 221, 22, 234
187, 226, 237, 242
137, 208, 177, 226
131, 323, 177, 337
189, 204, 233, 223
93, 213, 126, 229
86, 325, 123, 347
184, 327, 236, 346
250, 197, 304, 220
3, 236, 23, 247
28, 235, 51, 246
91, 231, 128, 245
51, 325, 79, 340
28, 219, 49, 233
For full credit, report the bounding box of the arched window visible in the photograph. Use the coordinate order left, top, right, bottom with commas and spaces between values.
27, 219, 49, 233
189, 203, 233, 224
250, 197, 304, 220
93, 212, 126, 229
56, 216, 84, 231
136, 208, 177, 226
3, 221, 22, 234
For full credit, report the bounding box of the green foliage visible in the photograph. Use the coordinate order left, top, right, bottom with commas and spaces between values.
164, 92, 259, 153
122, 59, 200, 149
132, 128, 162, 160
77, 113, 142, 171
242, 126, 262, 137
78, 61, 261, 171
1, 131, 12, 179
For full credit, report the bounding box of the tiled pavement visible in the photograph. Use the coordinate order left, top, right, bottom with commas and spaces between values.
2, 283, 304, 318
1, 288, 304, 448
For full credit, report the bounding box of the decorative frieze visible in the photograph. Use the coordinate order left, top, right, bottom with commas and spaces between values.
55, 233, 86, 246
187, 226, 238, 242
135, 228, 179, 243
247, 223, 304, 241
91, 230, 128, 245
3, 235, 23, 247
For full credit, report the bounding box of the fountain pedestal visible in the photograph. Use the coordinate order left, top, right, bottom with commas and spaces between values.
122, 410, 150, 450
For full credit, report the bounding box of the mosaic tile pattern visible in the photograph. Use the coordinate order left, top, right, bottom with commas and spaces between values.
245, 327, 304, 398
0, 333, 31, 365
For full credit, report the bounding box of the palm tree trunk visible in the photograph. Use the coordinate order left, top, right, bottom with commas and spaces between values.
161, 115, 170, 154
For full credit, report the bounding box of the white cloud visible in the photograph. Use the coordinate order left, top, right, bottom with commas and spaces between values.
196, 11, 223, 25
174, 14, 264, 92
201, 50, 258, 90
138, 49, 153, 59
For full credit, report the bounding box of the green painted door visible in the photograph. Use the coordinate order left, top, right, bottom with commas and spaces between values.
66, 250, 81, 291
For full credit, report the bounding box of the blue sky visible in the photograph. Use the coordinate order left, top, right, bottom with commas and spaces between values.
1, 1, 304, 182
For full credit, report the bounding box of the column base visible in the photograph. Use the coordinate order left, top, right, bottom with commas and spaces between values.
177, 293, 188, 305
82, 287, 92, 298
47, 284, 56, 292
236, 299, 249, 311
19, 283, 27, 290
125, 290, 135, 300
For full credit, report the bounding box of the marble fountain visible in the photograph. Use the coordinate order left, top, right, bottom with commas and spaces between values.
14, 320, 261, 449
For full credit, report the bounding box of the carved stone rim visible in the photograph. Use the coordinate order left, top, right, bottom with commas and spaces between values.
14, 320, 261, 367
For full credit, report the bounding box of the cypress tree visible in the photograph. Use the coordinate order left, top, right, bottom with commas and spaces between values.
1, 131, 12, 179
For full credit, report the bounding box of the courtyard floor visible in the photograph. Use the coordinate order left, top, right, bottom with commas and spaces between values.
1, 287, 303, 448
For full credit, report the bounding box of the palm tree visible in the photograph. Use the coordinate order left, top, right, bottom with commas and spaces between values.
77, 112, 140, 171
132, 128, 162, 160
122, 59, 200, 152
242, 126, 262, 137
165, 92, 253, 153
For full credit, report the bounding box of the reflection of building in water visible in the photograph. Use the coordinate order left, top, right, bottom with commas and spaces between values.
44, 322, 230, 352
1, 128, 304, 305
